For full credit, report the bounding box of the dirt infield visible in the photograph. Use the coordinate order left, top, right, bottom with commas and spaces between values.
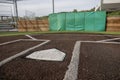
32, 33, 117, 41
0, 35, 28, 43
0, 40, 75, 80
109, 39, 120, 42
0, 41, 42, 61
0, 33, 120, 80
78, 42, 120, 80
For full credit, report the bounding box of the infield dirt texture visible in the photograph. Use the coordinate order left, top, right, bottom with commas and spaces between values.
0, 33, 120, 80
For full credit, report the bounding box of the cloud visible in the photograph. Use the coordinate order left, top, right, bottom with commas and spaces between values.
54, 0, 99, 12
18, 0, 52, 16
17, 0, 100, 16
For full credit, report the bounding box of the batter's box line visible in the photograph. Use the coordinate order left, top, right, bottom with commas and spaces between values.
0, 39, 50, 46
25, 34, 51, 41
96, 37, 120, 42
0, 40, 51, 67
63, 40, 120, 80
80, 41, 120, 44
25, 34, 37, 40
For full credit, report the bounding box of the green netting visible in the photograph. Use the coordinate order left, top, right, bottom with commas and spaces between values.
49, 13, 66, 31
85, 11, 106, 31
66, 12, 75, 31
57, 13, 66, 30
74, 12, 85, 31
66, 12, 85, 31
94, 11, 106, 31
49, 13, 57, 31
49, 11, 106, 32
85, 12, 95, 31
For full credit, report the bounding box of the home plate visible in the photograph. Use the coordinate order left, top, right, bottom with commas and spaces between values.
26, 48, 66, 61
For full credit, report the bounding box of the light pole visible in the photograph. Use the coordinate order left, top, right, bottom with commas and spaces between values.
13, 0, 18, 28
100, 0, 103, 11
13, 0, 18, 19
52, 0, 54, 13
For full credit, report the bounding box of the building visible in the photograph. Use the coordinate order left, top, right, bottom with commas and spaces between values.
102, 0, 120, 11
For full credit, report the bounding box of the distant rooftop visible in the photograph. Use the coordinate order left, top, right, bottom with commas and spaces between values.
103, 0, 120, 4
102, 3, 120, 11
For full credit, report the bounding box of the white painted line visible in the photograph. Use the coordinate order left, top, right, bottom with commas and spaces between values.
77, 35, 113, 37
0, 40, 51, 67
97, 37, 120, 42
20, 39, 49, 42
63, 39, 120, 80
0, 39, 21, 46
63, 41, 81, 80
0, 39, 48, 46
25, 35, 37, 40
82, 41, 120, 44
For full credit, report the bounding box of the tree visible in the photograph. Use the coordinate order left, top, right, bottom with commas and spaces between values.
73, 9, 78, 12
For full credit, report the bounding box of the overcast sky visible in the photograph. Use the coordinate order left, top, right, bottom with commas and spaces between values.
0, 0, 120, 17
17, 0, 101, 17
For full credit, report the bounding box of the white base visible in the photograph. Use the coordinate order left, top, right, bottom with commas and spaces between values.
26, 48, 66, 61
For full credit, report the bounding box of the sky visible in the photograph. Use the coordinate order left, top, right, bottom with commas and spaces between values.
17, 0, 101, 17
0, 0, 120, 17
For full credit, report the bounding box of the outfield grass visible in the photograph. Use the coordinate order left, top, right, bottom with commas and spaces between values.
0, 31, 120, 36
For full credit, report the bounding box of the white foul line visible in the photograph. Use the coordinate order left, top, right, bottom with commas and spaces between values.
63, 41, 81, 80
82, 41, 120, 44
0, 35, 38, 46
0, 39, 49, 46
63, 37, 120, 80
20, 39, 50, 42
0, 40, 50, 67
97, 37, 120, 42
25, 34, 37, 40
0, 39, 21, 46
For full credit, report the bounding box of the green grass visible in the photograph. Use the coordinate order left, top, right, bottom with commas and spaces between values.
0, 31, 120, 37
0, 31, 50, 36
107, 11, 120, 17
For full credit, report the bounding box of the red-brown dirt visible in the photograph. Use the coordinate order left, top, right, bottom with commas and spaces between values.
0, 41, 42, 61
32, 33, 117, 41
0, 40, 75, 80
0, 33, 120, 80
0, 35, 28, 43
78, 42, 120, 80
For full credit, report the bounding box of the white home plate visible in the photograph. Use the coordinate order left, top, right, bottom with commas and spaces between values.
26, 48, 66, 61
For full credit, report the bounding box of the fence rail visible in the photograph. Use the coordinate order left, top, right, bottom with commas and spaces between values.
106, 17, 120, 32
18, 17, 120, 32
18, 19, 49, 32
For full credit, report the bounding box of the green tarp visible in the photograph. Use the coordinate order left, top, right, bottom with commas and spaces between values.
66, 12, 85, 31
84, 12, 95, 31
49, 13, 66, 31
95, 11, 106, 31
57, 13, 66, 30
49, 13, 57, 31
66, 12, 75, 31
49, 11, 106, 31
75, 12, 85, 31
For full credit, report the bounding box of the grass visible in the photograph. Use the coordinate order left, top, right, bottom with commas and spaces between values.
0, 31, 120, 37
107, 11, 120, 17
0, 31, 47, 36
